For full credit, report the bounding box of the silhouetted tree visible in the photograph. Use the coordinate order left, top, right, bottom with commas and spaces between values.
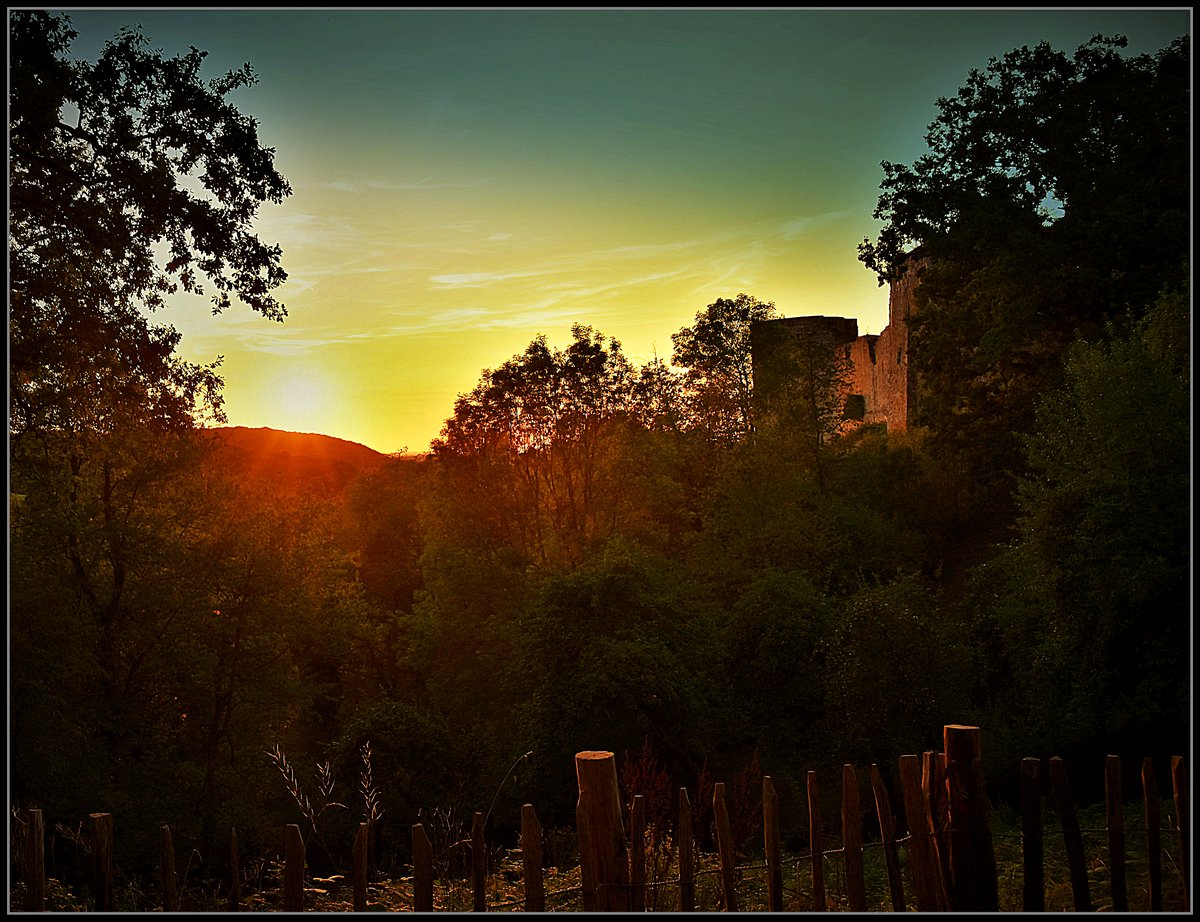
433, 324, 639, 566
671, 293, 779, 443
10, 10, 290, 445
9, 10, 297, 875
858, 33, 1189, 490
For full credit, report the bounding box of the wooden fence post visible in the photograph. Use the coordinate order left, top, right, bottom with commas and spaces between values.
160, 824, 178, 913
943, 725, 998, 911
898, 754, 949, 912
521, 804, 545, 913
870, 765, 906, 912
629, 794, 646, 911
807, 770, 826, 912
574, 751, 630, 912
282, 823, 305, 912
412, 823, 433, 912
1143, 756, 1162, 912
678, 788, 694, 913
26, 808, 45, 912
576, 795, 597, 912
228, 826, 241, 912
1172, 756, 1189, 911
713, 782, 739, 912
471, 811, 486, 912
1048, 756, 1092, 911
842, 764, 867, 911
763, 776, 783, 912
1021, 757, 1044, 912
353, 822, 368, 912
89, 812, 114, 912
1105, 756, 1128, 911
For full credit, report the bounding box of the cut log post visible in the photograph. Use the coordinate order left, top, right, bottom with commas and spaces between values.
870, 765, 906, 912
842, 764, 867, 911
366, 817, 377, 881
412, 823, 433, 912
521, 804, 545, 913
923, 749, 953, 897
629, 794, 646, 912
943, 725, 998, 911
807, 770, 826, 912
229, 826, 241, 912
1143, 757, 1162, 912
471, 810, 486, 912
577, 794, 597, 912
763, 776, 783, 912
574, 751, 630, 911
899, 754, 949, 912
1049, 756, 1092, 912
1105, 756, 1128, 912
89, 812, 114, 912
160, 824, 178, 913
26, 808, 45, 912
282, 823, 305, 912
353, 822, 368, 912
1021, 758, 1044, 912
713, 782, 739, 912
1172, 756, 1188, 911
678, 788, 695, 912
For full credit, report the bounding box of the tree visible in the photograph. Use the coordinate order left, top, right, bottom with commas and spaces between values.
958, 285, 1189, 772
671, 293, 779, 443
433, 324, 639, 566
9, 10, 291, 444
821, 579, 967, 767
857, 34, 1189, 488
1023, 288, 1188, 750
9, 10, 297, 873
513, 539, 721, 825
751, 324, 854, 493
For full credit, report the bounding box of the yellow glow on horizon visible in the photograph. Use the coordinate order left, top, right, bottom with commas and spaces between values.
258, 367, 337, 436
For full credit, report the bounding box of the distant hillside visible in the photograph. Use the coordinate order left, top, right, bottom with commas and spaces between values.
204, 426, 392, 493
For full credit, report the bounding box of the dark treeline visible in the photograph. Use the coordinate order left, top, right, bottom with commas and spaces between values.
9, 12, 1190, 892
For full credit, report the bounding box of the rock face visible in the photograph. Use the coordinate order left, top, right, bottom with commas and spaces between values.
752, 264, 921, 433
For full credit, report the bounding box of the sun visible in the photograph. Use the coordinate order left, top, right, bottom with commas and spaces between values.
268, 368, 335, 433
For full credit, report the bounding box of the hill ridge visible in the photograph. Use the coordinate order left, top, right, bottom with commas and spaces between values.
202, 425, 393, 493
209, 425, 390, 458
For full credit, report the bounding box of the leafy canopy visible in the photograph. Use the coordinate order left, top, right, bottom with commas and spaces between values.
671, 293, 779, 443
9, 10, 292, 440
857, 33, 1189, 484
859, 34, 1189, 289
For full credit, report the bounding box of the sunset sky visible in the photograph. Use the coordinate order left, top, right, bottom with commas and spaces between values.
53, 8, 1190, 455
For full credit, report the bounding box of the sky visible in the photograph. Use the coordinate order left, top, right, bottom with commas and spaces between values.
44, 7, 1191, 455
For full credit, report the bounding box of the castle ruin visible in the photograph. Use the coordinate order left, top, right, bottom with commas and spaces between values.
751, 265, 921, 432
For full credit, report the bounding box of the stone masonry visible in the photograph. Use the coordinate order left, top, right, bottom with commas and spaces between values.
752, 264, 921, 432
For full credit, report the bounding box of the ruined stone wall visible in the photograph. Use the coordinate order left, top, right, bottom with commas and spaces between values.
761, 315, 860, 347
752, 263, 921, 432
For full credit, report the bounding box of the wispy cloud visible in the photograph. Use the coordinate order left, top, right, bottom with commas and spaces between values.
313, 177, 492, 193
181, 207, 857, 353
429, 267, 561, 288
364, 209, 855, 336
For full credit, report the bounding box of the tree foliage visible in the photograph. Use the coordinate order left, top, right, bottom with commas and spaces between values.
9, 10, 291, 443
751, 325, 854, 492
858, 34, 1190, 483
9, 11, 298, 877
671, 293, 779, 443
433, 324, 645, 566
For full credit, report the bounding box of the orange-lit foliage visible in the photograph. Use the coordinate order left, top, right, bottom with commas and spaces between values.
432, 325, 642, 567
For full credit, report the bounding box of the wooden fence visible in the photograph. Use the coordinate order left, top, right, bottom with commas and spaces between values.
13, 725, 1190, 912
